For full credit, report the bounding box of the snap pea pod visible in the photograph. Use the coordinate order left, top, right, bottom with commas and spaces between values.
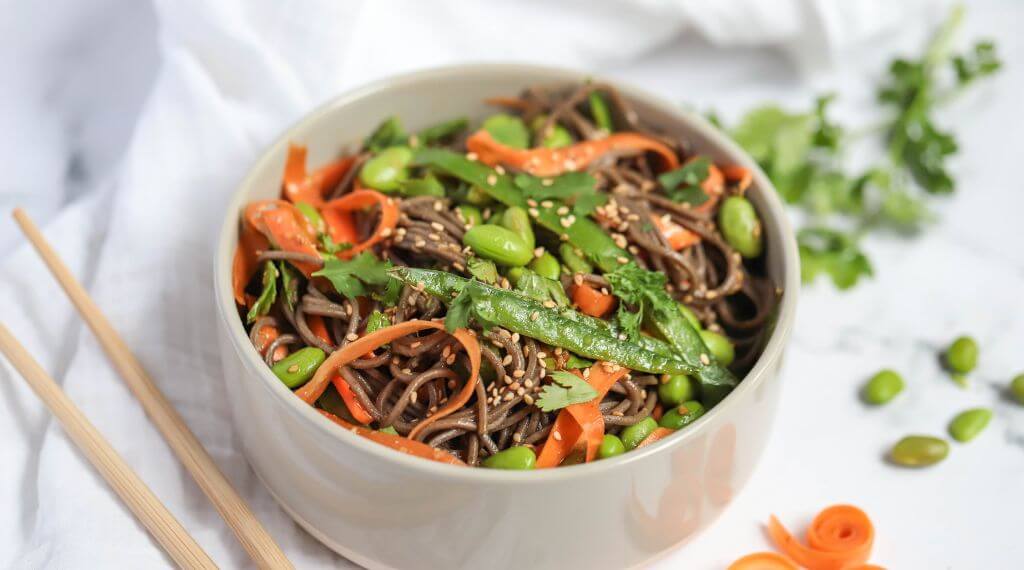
392, 267, 677, 359
390, 267, 691, 375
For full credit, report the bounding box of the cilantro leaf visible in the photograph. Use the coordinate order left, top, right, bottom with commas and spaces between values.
444, 286, 474, 332
658, 157, 708, 190
313, 252, 392, 300
798, 228, 873, 290
514, 269, 570, 307
953, 41, 1001, 86
563, 354, 594, 370
467, 257, 498, 284
278, 261, 300, 313
605, 262, 667, 341
246, 262, 278, 324
812, 94, 843, 151
318, 233, 351, 255
536, 370, 598, 412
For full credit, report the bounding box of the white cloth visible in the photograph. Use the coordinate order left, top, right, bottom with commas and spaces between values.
0, 0, 935, 567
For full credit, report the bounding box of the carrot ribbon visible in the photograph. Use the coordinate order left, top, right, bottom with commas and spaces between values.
465, 129, 679, 177
317, 409, 464, 466
283, 143, 356, 206
728, 552, 799, 570
766, 505, 876, 570
536, 363, 629, 467
320, 190, 400, 259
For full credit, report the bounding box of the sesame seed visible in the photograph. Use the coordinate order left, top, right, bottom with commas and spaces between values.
527, 199, 538, 207
510, 381, 521, 390
446, 354, 456, 365
486, 174, 497, 186
542, 300, 556, 308
414, 239, 426, 248
503, 392, 514, 401
410, 341, 422, 348
511, 333, 520, 343
528, 208, 539, 217
512, 369, 525, 378
700, 353, 711, 365
617, 256, 629, 264
502, 355, 513, 366
524, 395, 534, 405
495, 165, 506, 175
381, 227, 393, 237
416, 281, 426, 291
428, 233, 440, 241
573, 274, 583, 286
516, 387, 526, 396
433, 201, 444, 211
430, 221, 445, 232
611, 410, 624, 417
534, 247, 544, 258
536, 351, 547, 359
541, 200, 554, 208
560, 233, 569, 241
346, 333, 359, 342
542, 178, 554, 187
557, 206, 569, 215
410, 391, 418, 403
287, 364, 299, 373
530, 311, 539, 321
512, 433, 522, 443
560, 217, 572, 228
553, 431, 563, 441
466, 152, 478, 161
524, 379, 534, 388
402, 368, 412, 374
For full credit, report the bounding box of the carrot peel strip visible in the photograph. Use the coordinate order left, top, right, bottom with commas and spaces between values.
767, 505, 875, 570
728, 552, 799, 570
572, 282, 615, 318
232, 221, 270, 305
331, 376, 373, 425
283, 143, 356, 206
243, 200, 320, 275
636, 426, 675, 449
650, 213, 700, 251
321, 190, 399, 259
317, 409, 464, 466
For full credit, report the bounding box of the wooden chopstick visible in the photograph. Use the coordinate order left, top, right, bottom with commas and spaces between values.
0, 323, 217, 569
12, 209, 293, 569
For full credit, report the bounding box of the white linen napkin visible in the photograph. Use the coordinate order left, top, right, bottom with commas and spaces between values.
0, 0, 929, 566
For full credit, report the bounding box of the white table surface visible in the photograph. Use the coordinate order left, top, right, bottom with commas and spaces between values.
2, 0, 1021, 568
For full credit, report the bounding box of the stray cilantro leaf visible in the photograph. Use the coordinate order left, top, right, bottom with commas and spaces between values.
467, 257, 498, 284
514, 269, 570, 307
444, 287, 474, 332
563, 354, 594, 370
278, 261, 300, 313
658, 157, 709, 191
953, 41, 1001, 86
536, 370, 599, 412
364, 116, 407, 152
246, 262, 278, 324
373, 277, 403, 307
319, 233, 352, 254
605, 262, 668, 341
313, 252, 392, 299
798, 228, 873, 290
812, 94, 843, 151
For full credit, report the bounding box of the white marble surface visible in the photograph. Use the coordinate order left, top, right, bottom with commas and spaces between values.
2, 0, 1022, 568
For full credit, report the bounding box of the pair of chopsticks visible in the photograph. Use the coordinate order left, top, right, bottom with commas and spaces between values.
1, 210, 293, 569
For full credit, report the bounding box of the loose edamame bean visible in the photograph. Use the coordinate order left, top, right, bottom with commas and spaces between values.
294, 201, 324, 233
359, 146, 413, 192
500, 206, 535, 249
598, 434, 626, 459
529, 251, 561, 280
482, 114, 530, 149
559, 243, 593, 274
861, 369, 904, 405
699, 330, 734, 366
945, 336, 978, 374
271, 347, 326, 388
379, 426, 399, 435
658, 374, 695, 407
482, 446, 536, 470
462, 225, 532, 266
718, 196, 763, 258
659, 401, 706, 430
948, 408, 992, 443
890, 435, 949, 467
457, 205, 483, 228
620, 417, 658, 451
1012, 373, 1024, 405
677, 303, 702, 330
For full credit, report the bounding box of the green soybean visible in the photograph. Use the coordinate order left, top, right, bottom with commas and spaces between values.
945, 336, 978, 374
294, 201, 324, 233
1011, 373, 1024, 405
659, 401, 706, 430
457, 205, 483, 227
482, 446, 536, 470
699, 330, 734, 366
658, 374, 695, 407
378, 426, 399, 435
360, 146, 413, 192
598, 434, 626, 459
620, 417, 658, 451
677, 303, 702, 330
718, 196, 764, 258
506, 267, 525, 286
890, 435, 949, 467
482, 114, 530, 149
271, 347, 326, 388
948, 408, 992, 443
500, 206, 535, 249
559, 243, 594, 274
861, 369, 904, 405
529, 251, 561, 280
463, 225, 532, 266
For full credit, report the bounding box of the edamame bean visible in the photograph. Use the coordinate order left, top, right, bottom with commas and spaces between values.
890, 435, 949, 467
559, 243, 593, 274
945, 336, 978, 374
462, 225, 532, 266
1012, 373, 1024, 405
506, 267, 525, 286
500, 206, 535, 249
659, 401, 706, 430
658, 374, 695, 407
530, 115, 574, 148
482, 446, 536, 470
294, 201, 325, 233
482, 114, 530, 149
861, 369, 904, 405
529, 251, 561, 280
718, 196, 764, 258
620, 417, 658, 451
359, 146, 413, 192
948, 408, 991, 443
271, 347, 326, 388
699, 330, 735, 366
379, 426, 399, 435
457, 205, 483, 228
598, 434, 626, 459
678, 303, 702, 330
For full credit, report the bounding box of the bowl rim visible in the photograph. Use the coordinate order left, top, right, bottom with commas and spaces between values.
214, 62, 800, 483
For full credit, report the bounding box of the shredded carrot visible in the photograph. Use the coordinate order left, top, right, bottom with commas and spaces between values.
693, 160, 726, 215
652, 403, 664, 422
306, 315, 333, 346
331, 376, 374, 424
728, 552, 799, 570
483, 96, 531, 111
721, 164, 753, 192
536, 363, 629, 467
572, 282, 616, 318
283, 143, 356, 206
231, 221, 270, 305
243, 200, 320, 276
466, 129, 679, 177
295, 320, 480, 441
650, 213, 700, 251
320, 190, 400, 259
767, 505, 875, 570
252, 323, 288, 362
636, 426, 675, 449
317, 409, 465, 466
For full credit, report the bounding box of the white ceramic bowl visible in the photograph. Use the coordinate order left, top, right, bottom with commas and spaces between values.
214, 64, 799, 570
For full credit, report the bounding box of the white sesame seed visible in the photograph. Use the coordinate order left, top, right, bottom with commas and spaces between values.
524, 395, 534, 405
530, 311, 539, 321
553, 431, 563, 441
410, 391, 418, 403
512, 369, 525, 378
534, 247, 544, 258
542, 178, 554, 187
495, 165, 506, 175
346, 333, 359, 342
466, 152, 478, 161
557, 206, 569, 216
700, 353, 711, 365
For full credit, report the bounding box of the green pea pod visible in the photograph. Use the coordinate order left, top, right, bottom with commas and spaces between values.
457, 205, 483, 227
559, 243, 594, 274
399, 173, 445, 197
463, 225, 532, 266
418, 117, 468, 145
271, 347, 326, 388
589, 91, 614, 132
500, 206, 535, 249
390, 267, 691, 375
482, 114, 530, 149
